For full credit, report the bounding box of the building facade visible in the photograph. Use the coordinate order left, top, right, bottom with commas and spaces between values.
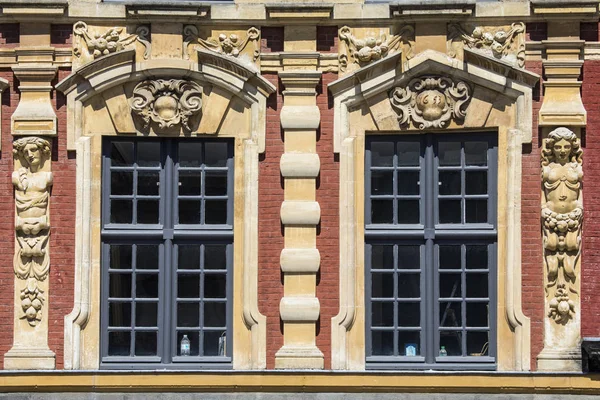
1, 0, 600, 397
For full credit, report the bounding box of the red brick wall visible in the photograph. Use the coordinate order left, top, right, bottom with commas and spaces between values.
522, 60, 544, 370
317, 27, 338, 53
0, 24, 19, 47
0, 70, 18, 368
581, 61, 600, 338
316, 72, 339, 369
260, 27, 284, 53
258, 73, 284, 369
526, 23, 547, 42
50, 24, 73, 48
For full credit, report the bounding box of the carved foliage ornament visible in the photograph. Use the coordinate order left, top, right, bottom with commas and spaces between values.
183, 25, 260, 62
73, 21, 150, 61
448, 22, 525, 68
541, 127, 583, 325
339, 25, 415, 73
130, 79, 203, 132
12, 137, 53, 326
389, 77, 471, 129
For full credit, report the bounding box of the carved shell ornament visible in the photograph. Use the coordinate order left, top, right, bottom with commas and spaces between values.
389, 77, 471, 129
130, 79, 203, 132
73, 21, 150, 61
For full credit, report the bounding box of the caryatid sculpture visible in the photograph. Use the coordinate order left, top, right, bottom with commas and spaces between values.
541, 127, 583, 324
12, 137, 53, 326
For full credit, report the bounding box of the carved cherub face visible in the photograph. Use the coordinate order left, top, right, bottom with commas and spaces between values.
23, 143, 41, 167
553, 139, 572, 164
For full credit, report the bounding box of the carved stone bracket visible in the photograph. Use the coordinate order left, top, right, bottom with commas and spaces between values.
448, 22, 525, 68
73, 21, 150, 65
130, 79, 203, 133
389, 76, 471, 129
541, 127, 583, 325
339, 25, 414, 73
183, 26, 260, 62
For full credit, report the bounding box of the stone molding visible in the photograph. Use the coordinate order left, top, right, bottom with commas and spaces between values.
56, 52, 275, 370
183, 25, 260, 64
280, 201, 321, 225
280, 153, 321, 178
280, 297, 321, 322
280, 248, 321, 273
11, 65, 57, 137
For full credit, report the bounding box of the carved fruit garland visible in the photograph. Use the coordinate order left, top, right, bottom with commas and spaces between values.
183, 25, 260, 61
389, 76, 471, 129
73, 21, 150, 61
130, 79, 203, 132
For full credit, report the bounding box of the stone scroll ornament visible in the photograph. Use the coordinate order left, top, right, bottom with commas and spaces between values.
541, 127, 583, 325
389, 76, 471, 129
130, 79, 203, 132
73, 21, 150, 61
183, 26, 260, 62
448, 22, 525, 68
12, 137, 53, 327
338, 25, 415, 73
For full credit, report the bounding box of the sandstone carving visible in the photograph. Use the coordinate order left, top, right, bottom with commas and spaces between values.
389, 76, 471, 129
13, 137, 53, 326
73, 21, 150, 61
183, 26, 260, 62
541, 127, 583, 324
130, 79, 203, 132
338, 25, 414, 73
448, 22, 525, 67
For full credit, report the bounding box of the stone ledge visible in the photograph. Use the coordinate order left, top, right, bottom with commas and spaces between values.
280, 296, 320, 322
280, 153, 320, 178
280, 201, 321, 225
280, 248, 321, 273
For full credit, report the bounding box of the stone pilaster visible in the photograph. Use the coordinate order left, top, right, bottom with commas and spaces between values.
275, 71, 324, 369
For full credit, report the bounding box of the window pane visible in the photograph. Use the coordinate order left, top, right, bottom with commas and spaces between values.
205, 172, 228, 196
108, 331, 130, 356
465, 142, 488, 166
467, 332, 489, 356
179, 200, 201, 224
137, 142, 160, 167
467, 302, 489, 327
397, 273, 420, 298
110, 200, 132, 224
439, 199, 461, 224
439, 302, 462, 327
138, 171, 159, 196
110, 245, 132, 270
466, 199, 487, 223
111, 142, 134, 167
135, 331, 157, 356
466, 273, 489, 298
178, 274, 200, 298
371, 200, 393, 224
440, 273, 461, 298
109, 273, 132, 298
111, 171, 133, 195
177, 331, 200, 356
371, 330, 394, 356
465, 171, 487, 195
466, 245, 488, 270
178, 245, 200, 270
372, 272, 394, 298
204, 302, 227, 327
137, 200, 159, 224
179, 143, 202, 168
137, 245, 159, 270
399, 331, 421, 356
370, 142, 394, 167
371, 302, 394, 327
203, 331, 226, 356
136, 302, 158, 327
398, 246, 420, 270
371, 245, 394, 270
205, 200, 228, 224
179, 170, 202, 196
397, 141, 420, 167
177, 302, 200, 328
205, 142, 228, 167
397, 200, 419, 224
108, 302, 131, 327
439, 171, 461, 195
397, 171, 419, 195
438, 142, 461, 166
439, 246, 461, 270
371, 170, 393, 195
440, 331, 462, 356
204, 274, 227, 299
398, 302, 420, 327
205, 245, 227, 270
136, 274, 159, 298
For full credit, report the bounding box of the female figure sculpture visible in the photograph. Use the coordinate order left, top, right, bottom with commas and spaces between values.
541, 127, 583, 324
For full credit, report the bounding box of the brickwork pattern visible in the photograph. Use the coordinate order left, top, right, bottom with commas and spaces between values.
260, 27, 284, 53
522, 61, 544, 370
0, 24, 19, 47
526, 23, 547, 42
50, 24, 73, 48
317, 27, 338, 53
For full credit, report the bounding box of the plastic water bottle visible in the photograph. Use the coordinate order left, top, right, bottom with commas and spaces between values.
180, 334, 191, 356
439, 346, 448, 357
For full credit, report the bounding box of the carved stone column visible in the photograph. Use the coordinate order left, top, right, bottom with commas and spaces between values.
4, 137, 55, 369
275, 71, 324, 369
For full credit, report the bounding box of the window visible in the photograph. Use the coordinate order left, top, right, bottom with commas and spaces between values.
101, 138, 233, 369
365, 134, 497, 369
